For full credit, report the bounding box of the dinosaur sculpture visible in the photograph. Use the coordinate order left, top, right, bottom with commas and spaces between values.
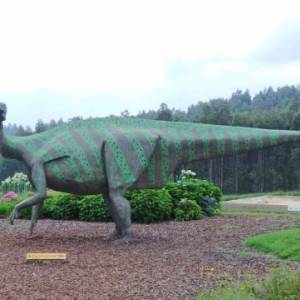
1, 102, 300, 243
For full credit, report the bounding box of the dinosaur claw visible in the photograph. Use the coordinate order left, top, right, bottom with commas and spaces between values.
103, 230, 120, 241
9, 208, 18, 225
111, 230, 132, 245
29, 222, 35, 236
112, 235, 132, 246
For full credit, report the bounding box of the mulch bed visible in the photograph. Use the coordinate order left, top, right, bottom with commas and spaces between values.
0, 215, 299, 300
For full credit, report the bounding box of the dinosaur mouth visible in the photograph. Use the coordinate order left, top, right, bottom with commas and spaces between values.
0, 103, 6, 122
0, 109, 6, 121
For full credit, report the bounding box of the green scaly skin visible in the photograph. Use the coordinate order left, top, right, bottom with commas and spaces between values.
1, 103, 300, 243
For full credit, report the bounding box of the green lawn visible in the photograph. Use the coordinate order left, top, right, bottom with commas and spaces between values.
196, 285, 255, 300
245, 228, 300, 262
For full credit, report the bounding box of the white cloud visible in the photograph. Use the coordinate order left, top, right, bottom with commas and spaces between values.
1, 0, 300, 92
0, 0, 300, 125
253, 20, 300, 64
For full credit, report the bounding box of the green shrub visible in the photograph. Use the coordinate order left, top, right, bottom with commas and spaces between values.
43, 193, 82, 220
0, 201, 15, 217
126, 189, 173, 223
18, 205, 32, 219
164, 181, 183, 207
0, 172, 223, 224
0, 195, 32, 220
78, 195, 110, 222
254, 268, 300, 299
165, 177, 222, 217
174, 199, 204, 221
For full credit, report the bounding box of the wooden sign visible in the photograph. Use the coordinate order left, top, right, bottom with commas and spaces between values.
288, 205, 300, 212
26, 253, 67, 261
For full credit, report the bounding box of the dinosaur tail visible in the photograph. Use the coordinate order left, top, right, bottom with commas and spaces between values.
193, 124, 300, 160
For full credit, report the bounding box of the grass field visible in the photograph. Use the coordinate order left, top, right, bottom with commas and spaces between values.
196, 268, 300, 300
196, 284, 255, 300
245, 228, 300, 262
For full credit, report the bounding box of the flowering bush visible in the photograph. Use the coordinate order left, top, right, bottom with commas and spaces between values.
2, 192, 18, 201
0, 172, 33, 194
0, 169, 223, 223
2, 172, 29, 184
180, 169, 197, 180
174, 199, 204, 221
165, 170, 222, 220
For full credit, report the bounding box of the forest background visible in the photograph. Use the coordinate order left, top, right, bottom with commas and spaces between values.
3, 84, 300, 194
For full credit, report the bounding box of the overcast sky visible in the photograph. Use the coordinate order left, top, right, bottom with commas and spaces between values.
1, 0, 300, 126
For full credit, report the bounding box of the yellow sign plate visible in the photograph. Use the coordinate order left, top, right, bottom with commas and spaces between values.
26, 253, 67, 261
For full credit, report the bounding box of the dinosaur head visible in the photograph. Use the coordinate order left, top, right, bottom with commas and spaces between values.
0, 103, 7, 122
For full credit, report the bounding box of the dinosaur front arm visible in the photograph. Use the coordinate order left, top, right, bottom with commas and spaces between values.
9, 161, 47, 234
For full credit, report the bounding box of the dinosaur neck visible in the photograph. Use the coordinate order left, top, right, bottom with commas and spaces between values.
0, 123, 22, 160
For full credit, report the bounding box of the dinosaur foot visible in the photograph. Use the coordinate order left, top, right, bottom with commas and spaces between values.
112, 232, 132, 245
103, 230, 132, 245
9, 208, 19, 225
103, 230, 120, 241
29, 221, 37, 236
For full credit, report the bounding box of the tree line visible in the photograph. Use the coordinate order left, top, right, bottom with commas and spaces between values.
2, 84, 300, 194
136, 85, 300, 193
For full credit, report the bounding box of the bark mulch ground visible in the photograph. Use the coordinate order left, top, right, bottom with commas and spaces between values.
0, 215, 299, 300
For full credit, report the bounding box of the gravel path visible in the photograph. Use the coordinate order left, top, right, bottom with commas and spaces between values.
0, 215, 299, 300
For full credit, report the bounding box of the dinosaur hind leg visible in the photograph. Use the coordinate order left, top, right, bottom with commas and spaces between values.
103, 189, 132, 244
30, 202, 44, 234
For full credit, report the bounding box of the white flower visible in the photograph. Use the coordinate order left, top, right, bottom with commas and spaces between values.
1, 172, 32, 188
179, 198, 187, 204
180, 169, 197, 179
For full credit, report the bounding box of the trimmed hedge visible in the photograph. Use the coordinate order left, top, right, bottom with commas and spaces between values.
0, 177, 223, 223
175, 199, 204, 221
78, 195, 110, 222
44, 193, 80, 220
126, 189, 173, 223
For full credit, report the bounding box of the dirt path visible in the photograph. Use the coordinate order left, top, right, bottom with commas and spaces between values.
222, 195, 300, 213
0, 215, 299, 300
